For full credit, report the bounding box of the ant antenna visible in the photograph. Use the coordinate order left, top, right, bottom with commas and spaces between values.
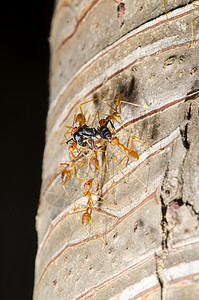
164, 0, 169, 24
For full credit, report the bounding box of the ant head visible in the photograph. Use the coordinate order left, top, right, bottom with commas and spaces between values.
84, 179, 93, 191
110, 137, 119, 145
74, 113, 86, 126
68, 140, 76, 151
99, 119, 106, 126
61, 166, 71, 180
114, 92, 122, 107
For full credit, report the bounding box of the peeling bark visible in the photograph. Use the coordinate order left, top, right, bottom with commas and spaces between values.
34, 1, 199, 299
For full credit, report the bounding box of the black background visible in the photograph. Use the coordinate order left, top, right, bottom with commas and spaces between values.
2, 1, 55, 299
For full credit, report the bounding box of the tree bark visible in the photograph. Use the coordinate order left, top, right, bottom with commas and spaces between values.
34, 1, 199, 299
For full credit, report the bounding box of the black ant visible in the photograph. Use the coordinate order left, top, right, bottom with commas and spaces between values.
66, 124, 97, 149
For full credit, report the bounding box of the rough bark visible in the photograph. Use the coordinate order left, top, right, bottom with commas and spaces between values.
34, 1, 199, 299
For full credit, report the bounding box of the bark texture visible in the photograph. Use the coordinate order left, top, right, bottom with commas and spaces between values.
34, 1, 199, 299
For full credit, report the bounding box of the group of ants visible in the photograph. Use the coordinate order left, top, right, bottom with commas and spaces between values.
56, 1, 199, 246
59, 92, 157, 246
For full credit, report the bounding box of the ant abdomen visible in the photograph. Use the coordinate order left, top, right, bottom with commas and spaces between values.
97, 125, 112, 140
74, 113, 86, 126
61, 169, 72, 184
128, 149, 139, 161
82, 210, 91, 226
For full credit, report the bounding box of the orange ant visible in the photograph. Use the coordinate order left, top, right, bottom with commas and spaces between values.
189, 1, 199, 48
60, 141, 94, 202
110, 136, 148, 190
101, 92, 150, 135
88, 149, 114, 184
70, 178, 116, 246
96, 118, 149, 190
78, 140, 114, 184
60, 95, 99, 146
104, 92, 150, 116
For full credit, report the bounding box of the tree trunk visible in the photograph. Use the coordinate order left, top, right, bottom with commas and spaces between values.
34, 1, 199, 299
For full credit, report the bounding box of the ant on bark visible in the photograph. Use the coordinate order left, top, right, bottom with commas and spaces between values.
60, 141, 99, 202
61, 96, 100, 148
96, 120, 147, 189
70, 178, 116, 246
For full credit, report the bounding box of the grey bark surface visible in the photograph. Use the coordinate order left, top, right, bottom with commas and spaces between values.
34, 1, 199, 299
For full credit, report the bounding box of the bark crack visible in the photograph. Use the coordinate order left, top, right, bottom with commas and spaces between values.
185, 201, 199, 216
160, 195, 169, 250
155, 254, 167, 300
180, 103, 192, 150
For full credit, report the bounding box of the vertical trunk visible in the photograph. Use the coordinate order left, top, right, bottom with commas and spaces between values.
34, 1, 199, 299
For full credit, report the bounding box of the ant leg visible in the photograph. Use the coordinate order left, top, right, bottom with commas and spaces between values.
116, 155, 128, 183
73, 164, 91, 182
71, 163, 91, 182
91, 111, 99, 127
88, 138, 95, 149
70, 208, 87, 214
105, 119, 115, 131
63, 185, 73, 203
113, 152, 119, 161
70, 213, 89, 236
103, 113, 121, 125
120, 100, 151, 108
126, 136, 131, 148
60, 131, 73, 145
130, 136, 152, 143
95, 163, 114, 184
79, 91, 109, 114
95, 111, 100, 121
125, 156, 130, 168
64, 125, 75, 129
79, 165, 100, 191
105, 146, 109, 171
88, 152, 114, 183
104, 98, 117, 112
94, 199, 117, 206
74, 162, 101, 193
66, 137, 75, 144
130, 136, 162, 152
88, 194, 117, 206
164, 0, 169, 23
89, 217, 107, 246
188, 3, 199, 48
126, 166, 147, 192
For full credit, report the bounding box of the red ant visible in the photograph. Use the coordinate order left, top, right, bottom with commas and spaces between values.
61, 98, 99, 148
96, 118, 150, 190
70, 179, 116, 246
87, 149, 114, 184
60, 141, 94, 202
